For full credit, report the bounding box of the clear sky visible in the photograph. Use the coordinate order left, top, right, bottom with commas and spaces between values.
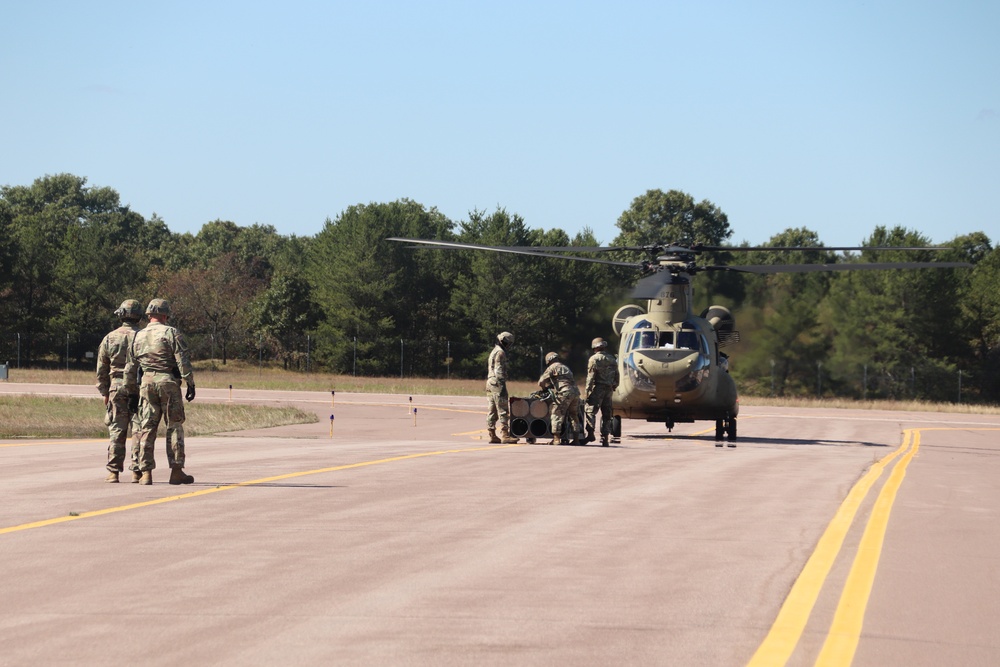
3, 1, 997, 248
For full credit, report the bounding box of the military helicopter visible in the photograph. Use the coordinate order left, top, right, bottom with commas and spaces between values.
387, 237, 970, 444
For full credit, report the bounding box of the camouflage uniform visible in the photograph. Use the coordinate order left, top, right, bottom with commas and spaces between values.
538, 356, 583, 444
125, 307, 194, 475
486, 333, 517, 443
96, 306, 142, 477
585, 348, 619, 444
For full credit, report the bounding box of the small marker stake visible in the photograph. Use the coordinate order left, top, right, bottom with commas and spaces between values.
412, 407, 417, 427
229, 384, 232, 402
330, 414, 335, 438
408, 396, 412, 415
331, 390, 335, 408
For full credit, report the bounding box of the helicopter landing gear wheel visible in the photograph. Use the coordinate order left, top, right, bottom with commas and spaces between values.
611, 416, 622, 439
715, 420, 725, 446
726, 417, 737, 446
665, 416, 675, 433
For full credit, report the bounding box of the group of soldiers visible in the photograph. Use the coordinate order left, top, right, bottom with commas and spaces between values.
96, 298, 196, 485
486, 332, 619, 447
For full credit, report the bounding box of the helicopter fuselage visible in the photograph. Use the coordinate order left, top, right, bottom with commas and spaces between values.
610, 269, 739, 429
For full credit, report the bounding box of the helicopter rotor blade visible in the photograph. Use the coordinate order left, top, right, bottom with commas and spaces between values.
702, 261, 972, 274
693, 244, 957, 253
386, 237, 640, 267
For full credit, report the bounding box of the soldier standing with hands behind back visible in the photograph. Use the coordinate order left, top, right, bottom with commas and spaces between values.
124, 298, 196, 485
97, 299, 144, 482
585, 337, 619, 446
486, 331, 518, 444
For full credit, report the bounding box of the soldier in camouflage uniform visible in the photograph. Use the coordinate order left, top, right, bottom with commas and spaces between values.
584, 337, 619, 446
538, 351, 583, 445
96, 300, 144, 482
486, 331, 517, 444
124, 298, 196, 485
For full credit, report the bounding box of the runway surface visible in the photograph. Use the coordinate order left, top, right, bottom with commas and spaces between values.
2, 383, 999, 666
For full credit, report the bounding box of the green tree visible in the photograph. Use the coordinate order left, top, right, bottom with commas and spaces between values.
821, 226, 965, 399
733, 228, 837, 396
613, 189, 732, 249
307, 200, 454, 375
0, 174, 160, 365
956, 236, 999, 401
251, 273, 322, 369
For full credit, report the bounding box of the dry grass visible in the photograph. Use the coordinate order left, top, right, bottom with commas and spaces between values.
0, 395, 316, 439
5, 365, 997, 418
740, 395, 1000, 415
4, 363, 541, 397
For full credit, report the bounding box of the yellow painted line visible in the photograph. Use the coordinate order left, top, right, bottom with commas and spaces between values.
0, 443, 524, 536
746, 431, 913, 667
1, 439, 104, 448
813, 427, 1000, 666
814, 429, 920, 666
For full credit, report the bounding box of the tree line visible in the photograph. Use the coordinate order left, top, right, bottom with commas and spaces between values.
1, 174, 997, 403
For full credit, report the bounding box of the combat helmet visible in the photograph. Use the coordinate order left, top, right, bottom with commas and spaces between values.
497, 331, 514, 348
591, 337, 608, 350
544, 351, 559, 365
146, 298, 171, 317
114, 299, 143, 322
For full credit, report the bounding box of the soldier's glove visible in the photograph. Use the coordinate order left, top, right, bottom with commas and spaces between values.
128, 394, 139, 415
185, 384, 196, 402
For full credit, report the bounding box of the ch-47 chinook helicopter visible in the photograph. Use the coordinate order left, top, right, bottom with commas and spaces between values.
387, 237, 970, 444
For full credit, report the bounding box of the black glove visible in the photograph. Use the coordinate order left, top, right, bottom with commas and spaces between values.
128, 394, 139, 415
185, 384, 196, 402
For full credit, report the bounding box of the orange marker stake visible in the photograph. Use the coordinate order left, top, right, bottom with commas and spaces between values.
329, 414, 334, 438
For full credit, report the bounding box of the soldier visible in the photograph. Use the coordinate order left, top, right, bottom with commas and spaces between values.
538, 351, 583, 445
124, 298, 196, 485
486, 331, 518, 444
584, 337, 619, 446
96, 299, 144, 482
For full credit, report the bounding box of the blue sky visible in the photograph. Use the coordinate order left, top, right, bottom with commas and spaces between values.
3, 1, 997, 248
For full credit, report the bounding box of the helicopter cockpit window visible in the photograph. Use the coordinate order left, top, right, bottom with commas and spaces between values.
676, 330, 700, 350
659, 331, 675, 348
677, 324, 710, 356
635, 331, 658, 349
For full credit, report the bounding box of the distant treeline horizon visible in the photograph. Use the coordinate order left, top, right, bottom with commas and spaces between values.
2, 173, 997, 403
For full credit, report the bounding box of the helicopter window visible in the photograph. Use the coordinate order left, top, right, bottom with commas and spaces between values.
633, 319, 653, 329
676, 331, 700, 350
637, 331, 658, 349
659, 331, 674, 348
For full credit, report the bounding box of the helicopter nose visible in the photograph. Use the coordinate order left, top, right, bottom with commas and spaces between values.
634, 351, 711, 394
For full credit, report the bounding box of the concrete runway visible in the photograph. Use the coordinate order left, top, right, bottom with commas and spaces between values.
2, 383, 999, 666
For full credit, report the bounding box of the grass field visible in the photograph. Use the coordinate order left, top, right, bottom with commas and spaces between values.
4, 362, 544, 399
0, 394, 317, 439
2, 364, 996, 439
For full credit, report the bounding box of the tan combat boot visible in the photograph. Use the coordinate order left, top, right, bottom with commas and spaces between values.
131, 470, 142, 483
487, 429, 501, 444
500, 429, 518, 444
105, 471, 119, 483
169, 467, 194, 485
139, 471, 152, 485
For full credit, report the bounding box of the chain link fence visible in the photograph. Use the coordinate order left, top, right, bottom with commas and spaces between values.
2, 329, 995, 405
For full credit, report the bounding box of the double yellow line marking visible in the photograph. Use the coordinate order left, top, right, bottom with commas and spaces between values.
747, 429, 918, 666
750, 428, 1000, 666
0, 443, 523, 536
